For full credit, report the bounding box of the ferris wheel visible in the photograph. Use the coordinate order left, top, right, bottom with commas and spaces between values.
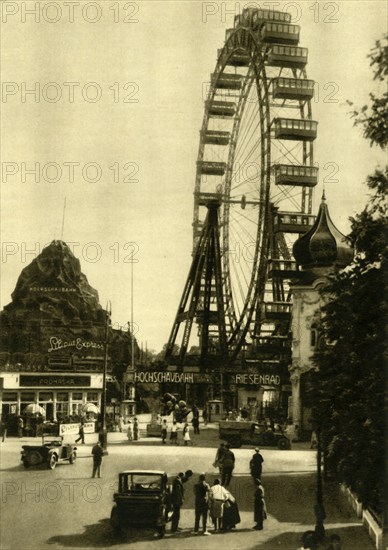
193, 7, 318, 358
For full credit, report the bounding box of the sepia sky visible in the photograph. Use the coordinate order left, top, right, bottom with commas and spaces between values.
1, 0, 387, 352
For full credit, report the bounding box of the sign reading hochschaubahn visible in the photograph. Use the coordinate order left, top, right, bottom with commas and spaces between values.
129, 371, 212, 383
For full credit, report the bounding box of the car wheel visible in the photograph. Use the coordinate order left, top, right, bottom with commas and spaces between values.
69, 452, 76, 464
277, 437, 289, 450
110, 506, 121, 530
49, 454, 57, 469
229, 437, 242, 448
28, 451, 42, 465
157, 525, 165, 538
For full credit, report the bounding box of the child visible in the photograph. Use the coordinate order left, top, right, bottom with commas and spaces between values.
183, 423, 192, 445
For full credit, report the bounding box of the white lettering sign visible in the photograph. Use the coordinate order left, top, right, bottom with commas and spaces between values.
232, 373, 281, 386
59, 421, 95, 435
48, 337, 104, 353
134, 372, 194, 384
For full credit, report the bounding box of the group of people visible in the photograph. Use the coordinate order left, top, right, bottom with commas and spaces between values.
126, 417, 139, 441
166, 445, 268, 536
168, 471, 241, 535
162, 420, 194, 446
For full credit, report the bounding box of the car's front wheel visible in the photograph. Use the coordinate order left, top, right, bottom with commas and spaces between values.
69, 452, 76, 464
49, 454, 57, 469
277, 437, 290, 450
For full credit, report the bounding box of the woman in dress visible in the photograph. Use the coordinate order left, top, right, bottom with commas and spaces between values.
221, 487, 241, 531
127, 420, 133, 441
253, 478, 267, 530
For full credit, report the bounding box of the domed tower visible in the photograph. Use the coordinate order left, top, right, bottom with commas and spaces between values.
288, 194, 353, 439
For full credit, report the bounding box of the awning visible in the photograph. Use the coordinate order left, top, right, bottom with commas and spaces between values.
82, 403, 100, 414
24, 404, 46, 416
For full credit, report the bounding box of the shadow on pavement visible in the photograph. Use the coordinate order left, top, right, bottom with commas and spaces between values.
244, 524, 374, 549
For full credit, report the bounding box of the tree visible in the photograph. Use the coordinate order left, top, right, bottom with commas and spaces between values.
309, 36, 387, 515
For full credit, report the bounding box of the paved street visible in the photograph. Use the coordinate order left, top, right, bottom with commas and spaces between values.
0, 429, 374, 550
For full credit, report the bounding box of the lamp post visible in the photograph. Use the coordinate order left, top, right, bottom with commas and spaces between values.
100, 300, 111, 452
314, 426, 326, 541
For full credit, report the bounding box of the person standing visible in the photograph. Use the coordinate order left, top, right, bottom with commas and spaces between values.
213, 442, 225, 474
127, 420, 133, 441
192, 404, 200, 434
17, 417, 24, 438
91, 440, 103, 478
161, 419, 168, 444
202, 406, 208, 426
250, 447, 264, 480
253, 479, 267, 530
221, 444, 235, 487
171, 472, 185, 533
118, 415, 124, 433
170, 421, 179, 445
192, 416, 200, 435
209, 479, 229, 533
183, 423, 192, 446
1, 418, 7, 442
75, 421, 85, 444
133, 417, 139, 440
193, 474, 211, 535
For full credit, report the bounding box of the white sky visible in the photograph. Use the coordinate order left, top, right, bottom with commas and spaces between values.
1, 0, 387, 352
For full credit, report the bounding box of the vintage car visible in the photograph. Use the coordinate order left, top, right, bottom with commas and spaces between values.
21, 434, 77, 469
110, 470, 170, 537
219, 420, 291, 449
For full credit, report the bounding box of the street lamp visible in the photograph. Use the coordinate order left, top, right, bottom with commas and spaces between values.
100, 300, 111, 452
314, 426, 326, 541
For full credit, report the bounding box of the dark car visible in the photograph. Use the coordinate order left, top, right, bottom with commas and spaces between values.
21, 434, 77, 469
219, 421, 291, 449
110, 470, 170, 537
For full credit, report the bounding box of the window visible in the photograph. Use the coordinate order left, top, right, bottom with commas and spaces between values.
2, 392, 17, 401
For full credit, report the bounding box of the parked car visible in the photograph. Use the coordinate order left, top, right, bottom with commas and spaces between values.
110, 470, 170, 537
21, 434, 77, 469
219, 420, 291, 449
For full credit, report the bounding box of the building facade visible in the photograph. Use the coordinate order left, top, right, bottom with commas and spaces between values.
0, 240, 133, 431
288, 194, 353, 438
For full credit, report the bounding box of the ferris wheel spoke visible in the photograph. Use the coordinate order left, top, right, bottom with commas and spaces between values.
232, 136, 262, 183
230, 210, 257, 245
233, 115, 261, 166
270, 186, 303, 211
234, 103, 260, 157
271, 139, 303, 167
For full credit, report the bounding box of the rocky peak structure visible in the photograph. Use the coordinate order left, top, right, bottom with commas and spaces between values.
0, 240, 139, 426
0, 240, 106, 363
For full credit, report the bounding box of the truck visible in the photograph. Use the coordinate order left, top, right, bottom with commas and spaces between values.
219, 421, 291, 449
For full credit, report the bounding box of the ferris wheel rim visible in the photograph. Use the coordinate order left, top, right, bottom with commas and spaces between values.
193, 14, 317, 358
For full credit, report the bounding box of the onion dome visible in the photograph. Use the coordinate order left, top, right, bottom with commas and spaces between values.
293, 193, 353, 269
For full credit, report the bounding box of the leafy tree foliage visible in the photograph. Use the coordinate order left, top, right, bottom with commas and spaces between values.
308, 37, 387, 514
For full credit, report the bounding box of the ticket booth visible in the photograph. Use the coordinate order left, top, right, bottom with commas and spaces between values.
208, 399, 224, 422
121, 399, 136, 420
